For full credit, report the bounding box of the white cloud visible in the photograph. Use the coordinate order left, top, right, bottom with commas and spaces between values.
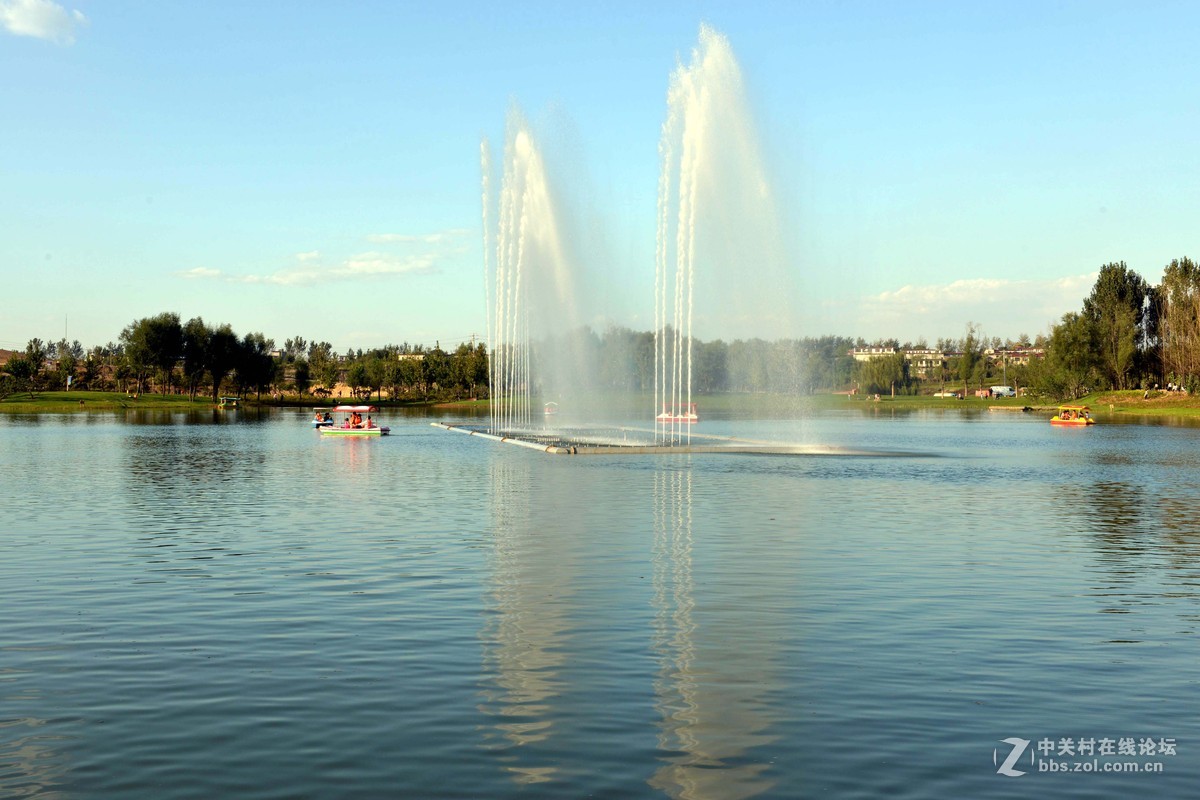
833, 272, 1099, 340
177, 229, 464, 288
178, 252, 438, 287
366, 229, 470, 245
865, 274, 1095, 316
0, 0, 86, 45
179, 267, 223, 280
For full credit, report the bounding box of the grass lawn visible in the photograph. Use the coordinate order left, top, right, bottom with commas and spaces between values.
1081, 390, 1200, 417
0, 390, 452, 413
9, 388, 1200, 421
0, 390, 220, 413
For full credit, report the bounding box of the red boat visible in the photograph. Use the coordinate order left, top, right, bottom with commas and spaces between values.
656, 402, 699, 424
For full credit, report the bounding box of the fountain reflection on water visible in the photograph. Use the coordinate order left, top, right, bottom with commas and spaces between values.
477, 456, 570, 785
650, 466, 776, 799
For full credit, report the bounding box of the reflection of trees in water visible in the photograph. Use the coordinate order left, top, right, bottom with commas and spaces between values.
477, 458, 571, 785
650, 467, 774, 800
1085, 480, 1200, 622
0, 722, 68, 798
121, 425, 271, 574
123, 427, 269, 506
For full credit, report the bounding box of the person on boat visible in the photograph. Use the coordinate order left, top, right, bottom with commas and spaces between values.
365, 415, 374, 429
323, 412, 332, 422
314, 411, 324, 422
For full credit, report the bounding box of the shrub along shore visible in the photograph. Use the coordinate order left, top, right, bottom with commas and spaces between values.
0, 391, 452, 414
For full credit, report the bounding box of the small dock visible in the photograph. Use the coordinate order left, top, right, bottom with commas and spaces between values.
431, 422, 931, 457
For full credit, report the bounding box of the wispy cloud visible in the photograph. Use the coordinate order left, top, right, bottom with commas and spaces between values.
179, 267, 223, 280
0, 0, 86, 45
854, 273, 1097, 337
178, 252, 439, 287
866, 274, 1095, 316
177, 229, 467, 287
366, 229, 470, 245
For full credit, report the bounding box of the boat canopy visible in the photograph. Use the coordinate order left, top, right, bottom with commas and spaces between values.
331, 405, 378, 412
1058, 404, 1090, 411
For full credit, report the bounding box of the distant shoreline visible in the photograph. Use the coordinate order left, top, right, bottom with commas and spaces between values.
4, 389, 1200, 422
0, 391, 453, 414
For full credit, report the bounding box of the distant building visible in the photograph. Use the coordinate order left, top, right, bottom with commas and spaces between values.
850, 347, 897, 362
850, 347, 945, 378
990, 348, 1044, 366
903, 349, 945, 378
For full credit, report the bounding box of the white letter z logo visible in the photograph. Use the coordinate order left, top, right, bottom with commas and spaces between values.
995, 738, 1031, 777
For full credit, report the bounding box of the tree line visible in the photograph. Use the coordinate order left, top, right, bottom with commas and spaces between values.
1030, 258, 1197, 399
0, 312, 489, 403
7, 258, 1194, 404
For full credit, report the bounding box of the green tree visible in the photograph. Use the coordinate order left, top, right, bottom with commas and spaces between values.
49, 338, 79, 389
120, 313, 183, 394
3, 355, 37, 398
1082, 262, 1148, 390
284, 336, 308, 361
308, 342, 340, 394
693, 339, 729, 393
363, 354, 387, 401
292, 358, 311, 398
1040, 312, 1097, 400
24, 338, 47, 375
853, 351, 911, 395
237, 332, 276, 399
958, 324, 982, 395
79, 349, 103, 390
1158, 257, 1200, 385
422, 347, 450, 397
396, 357, 422, 396
471, 343, 489, 397
207, 324, 240, 402
345, 360, 369, 399
182, 317, 211, 400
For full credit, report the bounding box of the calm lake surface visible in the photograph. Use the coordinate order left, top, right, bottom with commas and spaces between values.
3, 407, 1199, 798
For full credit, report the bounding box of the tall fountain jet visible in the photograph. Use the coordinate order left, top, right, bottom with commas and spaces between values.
656, 24, 788, 445
482, 108, 579, 435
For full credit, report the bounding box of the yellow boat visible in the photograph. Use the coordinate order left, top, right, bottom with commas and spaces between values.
1050, 404, 1095, 426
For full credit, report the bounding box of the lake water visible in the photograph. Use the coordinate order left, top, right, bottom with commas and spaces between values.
2, 407, 1199, 798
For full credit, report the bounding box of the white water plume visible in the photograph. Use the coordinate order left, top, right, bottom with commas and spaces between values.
483, 108, 585, 434
655, 24, 792, 444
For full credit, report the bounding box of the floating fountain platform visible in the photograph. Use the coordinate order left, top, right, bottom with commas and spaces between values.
431, 422, 929, 457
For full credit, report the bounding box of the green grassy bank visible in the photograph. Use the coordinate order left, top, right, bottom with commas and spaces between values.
0, 391, 219, 413
0, 391, 446, 413
7, 388, 1200, 421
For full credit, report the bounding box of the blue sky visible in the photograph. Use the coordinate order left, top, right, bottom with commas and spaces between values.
2, 0, 1198, 352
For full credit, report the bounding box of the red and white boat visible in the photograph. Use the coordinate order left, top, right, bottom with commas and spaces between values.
320, 405, 390, 437
656, 402, 699, 425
